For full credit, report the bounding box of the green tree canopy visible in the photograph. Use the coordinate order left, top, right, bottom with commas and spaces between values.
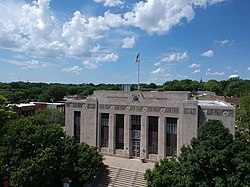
236, 94, 250, 141
0, 116, 102, 187
145, 120, 250, 187
35, 108, 65, 126
0, 95, 15, 126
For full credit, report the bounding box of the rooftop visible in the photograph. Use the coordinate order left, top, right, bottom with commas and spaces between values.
198, 100, 234, 107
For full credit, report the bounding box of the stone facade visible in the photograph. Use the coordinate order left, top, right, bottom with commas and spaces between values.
65, 90, 235, 162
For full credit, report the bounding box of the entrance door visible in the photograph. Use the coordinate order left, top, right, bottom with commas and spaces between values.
132, 140, 140, 157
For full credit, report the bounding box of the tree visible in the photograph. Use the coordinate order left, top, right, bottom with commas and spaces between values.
175, 121, 234, 186
145, 158, 178, 187
0, 116, 102, 187
236, 94, 250, 141
35, 108, 65, 126
73, 143, 103, 184
0, 95, 15, 127
145, 120, 250, 187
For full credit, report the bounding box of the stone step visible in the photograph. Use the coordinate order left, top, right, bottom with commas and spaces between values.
92, 166, 147, 187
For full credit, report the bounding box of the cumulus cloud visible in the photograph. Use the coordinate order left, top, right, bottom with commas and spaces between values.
82, 60, 98, 69
0, 0, 124, 60
161, 51, 189, 62
189, 63, 201, 68
96, 53, 119, 62
193, 69, 201, 74
0, 57, 47, 69
22, 60, 47, 69
216, 39, 233, 46
201, 50, 214, 57
124, 0, 225, 35
82, 53, 118, 69
122, 36, 136, 48
247, 67, 250, 71
0, 0, 226, 72
62, 66, 82, 74
94, 0, 124, 7
150, 67, 164, 75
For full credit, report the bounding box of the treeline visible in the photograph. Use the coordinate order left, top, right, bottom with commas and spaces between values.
0, 78, 249, 103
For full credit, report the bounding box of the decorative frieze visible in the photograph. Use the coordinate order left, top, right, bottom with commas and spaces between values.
87, 104, 96, 109
99, 104, 179, 114
202, 108, 234, 117
67, 103, 86, 108
184, 108, 196, 115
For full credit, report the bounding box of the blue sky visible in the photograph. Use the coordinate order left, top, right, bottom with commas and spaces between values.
0, 0, 249, 84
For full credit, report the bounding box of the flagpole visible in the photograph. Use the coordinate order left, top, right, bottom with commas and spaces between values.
138, 59, 140, 90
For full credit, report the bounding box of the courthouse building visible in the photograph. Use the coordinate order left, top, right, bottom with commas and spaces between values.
65, 90, 235, 161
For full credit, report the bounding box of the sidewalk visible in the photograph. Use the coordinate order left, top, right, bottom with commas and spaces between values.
103, 155, 155, 173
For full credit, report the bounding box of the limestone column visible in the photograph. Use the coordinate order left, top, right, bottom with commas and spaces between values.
158, 116, 166, 160
124, 114, 131, 158
141, 115, 148, 159
108, 113, 115, 155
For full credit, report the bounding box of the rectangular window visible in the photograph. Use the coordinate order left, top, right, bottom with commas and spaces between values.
74, 111, 81, 142
101, 113, 109, 147
131, 115, 141, 140
166, 118, 177, 156
148, 116, 158, 154
115, 114, 124, 149
131, 115, 141, 131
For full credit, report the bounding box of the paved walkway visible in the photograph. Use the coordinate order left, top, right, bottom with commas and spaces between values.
103, 155, 155, 173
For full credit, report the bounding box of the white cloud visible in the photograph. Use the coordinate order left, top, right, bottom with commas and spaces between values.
216, 39, 233, 46
62, 66, 82, 74
103, 12, 124, 28
201, 50, 214, 57
0, 0, 124, 60
206, 71, 224, 76
247, 67, 250, 71
193, 69, 200, 74
90, 44, 100, 53
82, 60, 98, 69
82, 53, 118, 69
189, 63, 201, 68
23, 60, 47, 69
96, 53, 119, 62
161, 51, 189, 62
0, 0, 226, 72
122, 36, 136, 48
0, 57, 46, 69
150, 67, 164, 75
94, 0, 124, 7
124, 0, 225, 35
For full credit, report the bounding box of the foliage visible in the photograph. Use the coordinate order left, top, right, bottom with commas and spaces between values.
236, 94, 250, 141
35, 108, 65, 126
145, 158, 178, 187
175, 121, 234, 187
1, 79, 250, 104
0, 116, 102, 187
145, 120, 250, 187
0, 95, 15, 126
73, 143, 103, 184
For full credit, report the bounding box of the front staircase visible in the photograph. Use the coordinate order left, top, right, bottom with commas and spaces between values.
92, 166, 147, 187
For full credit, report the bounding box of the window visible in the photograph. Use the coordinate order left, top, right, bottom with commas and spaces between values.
131, 115, 141, 131
166, 118, 177, 156
101, 113, 109, 147
148, 116, 158, 154
115, 114, 124, 149
74, 111, 81, 142
131, 115, 141, 140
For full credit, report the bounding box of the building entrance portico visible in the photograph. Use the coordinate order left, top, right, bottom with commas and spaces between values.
132, 140, 140, 157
